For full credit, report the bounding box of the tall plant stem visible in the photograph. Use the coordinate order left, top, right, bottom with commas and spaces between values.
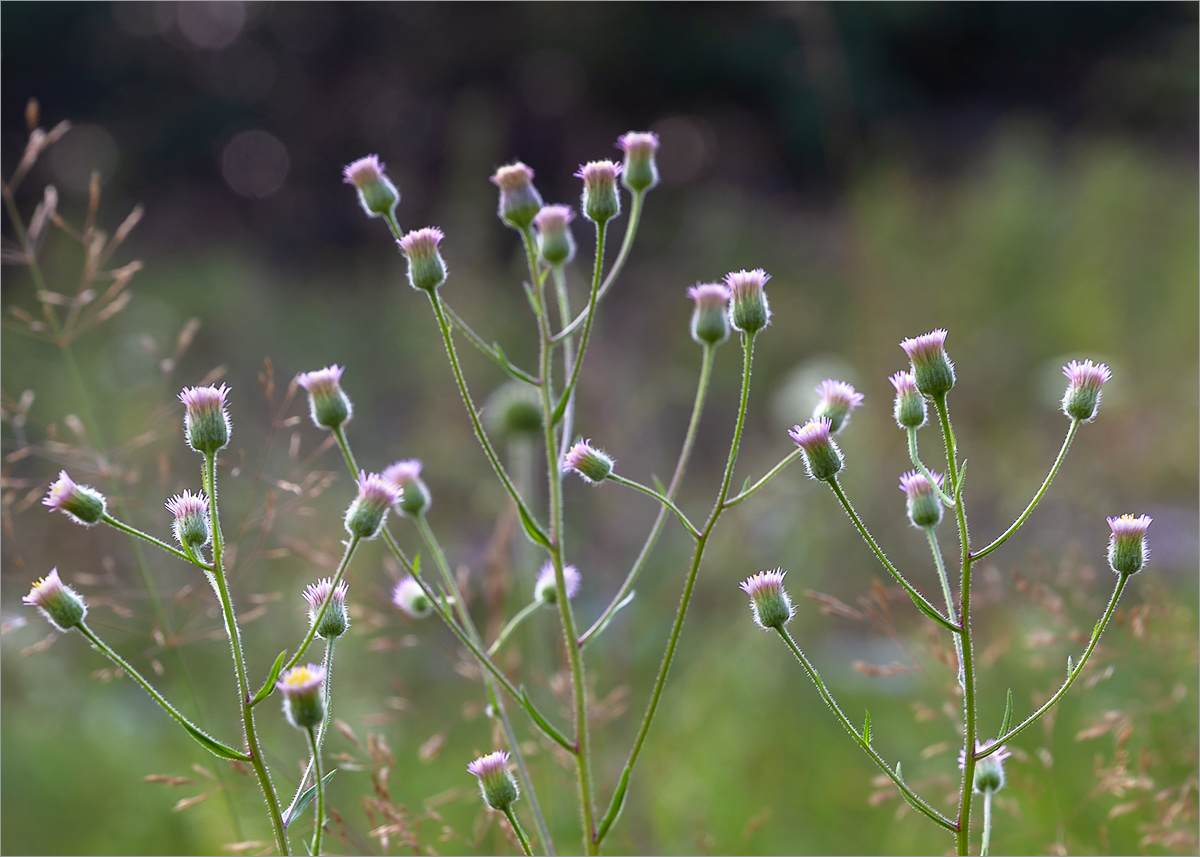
285, 638, 336, 827
551, 222, 607, 423
927, 527, 965, 690
980, 790, 994, 857
307, 726, 325, 857
283, 536, 360, 674
504, 805, 534, 857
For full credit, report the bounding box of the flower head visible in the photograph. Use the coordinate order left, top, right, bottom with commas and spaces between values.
687, 283, 731, 346
467, 750, 520, 811
43, 470, 107, 526
788, 418, 844, 481
533, 204, 576, 265
739, 569, 794, 630
392, 576, 433, 619
491, 162, 543, 230
277, 664, 327, 730
534, 561, 581, 606
179, 383, 231, 455
959, 740, 1012, 793
576, 160, 622, 223
166, 490, 211, 549
1061, 359, 1112, 422
899, 470, 945, 528
344, 471, 402, 539
23, 568, 87, 632
813, 380, 864, 434
382, 459, 431, 516
303, 577, 350, 639
297, 365, 353, 430
617, 131, 660, 192
563, 439, 614, 485
1106, 513, 1151, 575
343, 155, 400, 219
724, 269, 771, 335
398, 227, 447, 291
889, 370, 927, 430
900, 329, 955, 397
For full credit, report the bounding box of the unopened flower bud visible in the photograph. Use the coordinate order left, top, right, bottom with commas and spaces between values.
687, 283, 731, 346
563, 439, 614, 485
399, 227, 447, 292
900, 329, 955, 397
533, 205, 576, 266
813, 380, 864, 434
485, 382, 543, 438
576, 160, 622, 224
392, 576, 433, 619
618, 131, 660, 193
739, 569, 793, 630
1106, 514, 1151, 575
491, 163, 543, 231
1061, 359, 1112, 422
43, 470, 106, 526
468, 750, 520, 811
382, 459, 431, 517
23, 568, 87, 632
297, 365, 352, 430
788, 418, 844, 482
344, 471, 402, 540
534, 561, 580, 606
343, 155, 400, 220
889, 371, 927, 430
277, 664, 327, 730
166, 490, 211, 549
960, 740, 1011, 794
304, 577, 350, 639
725, 269, 772, 335
899, 470, 944, 528
179, 384, 231, 455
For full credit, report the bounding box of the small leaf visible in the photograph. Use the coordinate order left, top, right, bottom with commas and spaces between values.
517, 503, 551, 549
999, 688, 1013, 737
518, 686, 574, 752
1067, 654, 1074, 676
596, 767, 630, 843
895, 761, 904, 782
651, 475, 667, 496
182, 722, 249, 760
741, 476, 751, 493
862, 710, 871, 744
250, 649, 288, 707
1092, 621, 1101, 641
283, 770, 337, 828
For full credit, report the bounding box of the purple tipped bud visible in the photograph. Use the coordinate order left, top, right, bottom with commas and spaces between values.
889, 370, 927, 430
900, 330, 955, 397
467, 750, 520, 811
303, 577, 350, 639
960, 740, 1012, 793
1061, 359, 1112, 422
899, 470, 944, 528
534, 561, 581, 606
1106, 514, 1151, 575
813, 380, 864, 434
618, 131, 660, 192
179, 384, 231, 455
43, 470, 107, 526
398, 227, 447, 291
382, 459, 431, 516
277, 664, 327, 730
563, 439, 614, 485
491, 162, 543, 230
788, 418, 844, 481
166, 490, 211, 549
576, 160, 622, 223
724, 269, 771, 335
344, 471, 402, 540
687, 283, 731, 346
343, 155, 400, 219
23, 568, 87, 632
739, 569, 793, 630
392, 576, 434, 619
297, 365, 353, 430
533, 204, 576, 265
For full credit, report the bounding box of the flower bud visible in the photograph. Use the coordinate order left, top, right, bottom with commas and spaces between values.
43, 470, 106, 526
468, 750, 520, 811
485, 382, 543, 438
739, 569, 794, 630
382, 459, 431, 517
889, 371, 927, 430
179, 384, 231, 455
392, 576, 433, 619
491, 163, 543, 231
899, 470, 944, 528
344, 471, 402, 540
725, 269, 771, 335
1061, 359, 1112, 422
398, 227, 447, 292
304, 577, 350, 639
900, 329, 955, 397
277, 664, 327, 730
343, 155, 400, 220
813, 380, 864, 434
788, 418, 844, 482
618, 131, 660, 193
165, 490, 211, 549
960, 740, 1011, 794
576, 160, 622, 224
297, 365, 353, 430
1106, 514, 1151, 575
687, 283, 731, 346
563, 439, 614, 485
534, 561, 580, 607
23, 568, 87, 632
533, 205, 576, 266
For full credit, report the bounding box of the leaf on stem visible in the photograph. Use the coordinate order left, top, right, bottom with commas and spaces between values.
862, 710, 871, 744
596, 767, 630, 844
249, 649, 288, 707
1067, 654, 1075, 676
895, 761, 904, 782
517, 503, 551, 549
999, 688, 1013, 737
282, 770, 337, 828
517, 685, 574, 753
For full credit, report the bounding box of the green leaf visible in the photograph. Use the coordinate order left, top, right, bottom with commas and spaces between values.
283, 770, 337, 828
518, 686, 574, 752
517, 503, 551, 549
862, 709, 871, 744
1092, 620, 1101, 641
895, 761, 904, 782
741, 476, 751, 493
596, 767, 630, 844
1067, 654, 1074, 676
651, 475, 667, 496
999, 688, 1013, 737
250, 649, 288, 707
182, 722, 249, 760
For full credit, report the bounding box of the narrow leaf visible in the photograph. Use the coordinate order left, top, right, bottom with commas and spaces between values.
581, 591, 636, 648
999, 688, 1014, 737
1067, 654, 1074, 676
518, 686, 574, 752
862, 710, 871, 744
183, 722, 249, 760
517, 504, 551, 549
741, 476, 751, 493
895, 761, 904, 782
283, 770, 337, 828
596, 767, 631, 843
1092, 621, 1101, 641
651, 475, 667, 496
250, 649, 288, 707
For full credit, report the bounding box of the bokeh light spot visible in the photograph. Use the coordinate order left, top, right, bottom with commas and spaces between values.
177, 1, 245, 50
221, 131, 289, 198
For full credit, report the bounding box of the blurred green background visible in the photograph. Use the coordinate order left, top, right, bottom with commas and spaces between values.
3, 3, 1197, 855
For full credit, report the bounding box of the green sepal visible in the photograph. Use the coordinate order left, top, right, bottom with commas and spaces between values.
283, 770, 337, 828
596, 766, 630, 844
250, 649, 289, 707
999, 688, 1013, 737
518, 685, 574, 752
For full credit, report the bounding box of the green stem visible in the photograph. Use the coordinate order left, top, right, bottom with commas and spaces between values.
552, 221, 607, 424
971, 420, 1079, 562
607, 474, 700, 539
102, 514, 205, 568
907, 427, 955, 506
980, 789, 994, 857
444, 301, 539, 385
488, 600, 543, 657
282, 536, 360, 674
550, 263, 577, 462
775, 627, 958, 832
307, 726, 325, 857
722, 449, 803, 509
927, 527, 965, 690
286, 639, 336, 827
504, 805, 534, 857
